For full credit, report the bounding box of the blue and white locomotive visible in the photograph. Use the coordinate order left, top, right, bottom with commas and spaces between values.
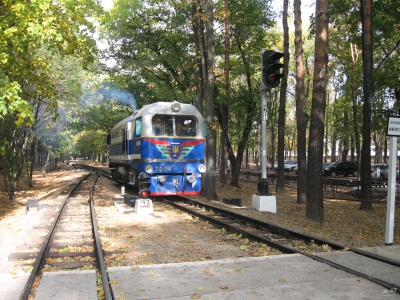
107, 101, 206, 198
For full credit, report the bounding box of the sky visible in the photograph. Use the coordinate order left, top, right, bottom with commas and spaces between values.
101, 0, 316, 19
101, 0, 114, 11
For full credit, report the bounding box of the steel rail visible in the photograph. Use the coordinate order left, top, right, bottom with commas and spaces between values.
173, 197, 400, 267
90, 174, 114, 300
73, 163, 112, 179
163, 198, 302, 254
19, 172, 92, 300
305, 253, 400, 294
169, 196, 345, 249
162, 197, 400, 295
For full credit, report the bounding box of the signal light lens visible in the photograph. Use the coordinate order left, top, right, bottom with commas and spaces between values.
139, 190, 150, 198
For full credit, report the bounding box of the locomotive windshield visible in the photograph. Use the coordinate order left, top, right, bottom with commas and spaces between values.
152, 115, 173, 136
177, 117, 196, 136
152, 115, 196, 136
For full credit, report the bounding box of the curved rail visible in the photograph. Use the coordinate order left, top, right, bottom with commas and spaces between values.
162, 196, 400, 295
163, 197, 344, 251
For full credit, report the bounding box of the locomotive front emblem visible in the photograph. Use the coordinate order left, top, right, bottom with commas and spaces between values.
172, 144, 180, 155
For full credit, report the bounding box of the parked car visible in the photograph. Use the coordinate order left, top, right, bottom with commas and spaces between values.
321, 162, 331, 174
323, 161, 358, 177
284, 160, 297, 171
322, 163, 331, 174
371, 164, 399, 180
294, 162, 328, 175
274, 160, 297, 172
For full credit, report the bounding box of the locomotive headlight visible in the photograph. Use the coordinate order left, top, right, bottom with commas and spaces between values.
187, 175, 196, 183
145, 165, 154, 174
158, 175, 166, 183
198, 164, 206, 173
171, 101, 181, 112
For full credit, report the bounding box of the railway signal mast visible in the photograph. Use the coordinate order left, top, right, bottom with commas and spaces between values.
252, 49, 284, 213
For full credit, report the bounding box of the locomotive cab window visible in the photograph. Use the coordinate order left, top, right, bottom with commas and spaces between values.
152, 115, 173, 136
177, 117, 196, 136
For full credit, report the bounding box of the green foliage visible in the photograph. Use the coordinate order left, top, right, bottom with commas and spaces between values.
99, 0, 196, 106
324, 0, 400, 161
0, 0, 102, 123
0, 77, 33, 126
0, 0, 104, 198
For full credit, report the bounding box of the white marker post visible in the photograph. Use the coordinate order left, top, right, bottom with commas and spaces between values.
385, 116, 400, 245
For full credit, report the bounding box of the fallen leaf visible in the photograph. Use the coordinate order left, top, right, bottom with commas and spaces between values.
190, 294, 201, 299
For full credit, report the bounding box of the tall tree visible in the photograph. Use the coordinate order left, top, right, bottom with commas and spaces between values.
294, 0, 307, 204
192, 0, 206, 113
359, 0, 373, 210
306, 0, 329, 223
350, 42, 362, 174
219, 0, 230, 185
276, 0, 290, 193
201, 0, 217, 199
215, 0, 275, 188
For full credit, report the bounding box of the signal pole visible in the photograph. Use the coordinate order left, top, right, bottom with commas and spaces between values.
252, 48, 284, 213
258, 85, 270, 195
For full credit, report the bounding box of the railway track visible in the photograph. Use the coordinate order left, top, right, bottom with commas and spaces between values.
37, 163, 398, 296
162, 196, 400, 295
17, 171, 113, 300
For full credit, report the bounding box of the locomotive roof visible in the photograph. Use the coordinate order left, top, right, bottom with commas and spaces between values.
111, 101, 203, 131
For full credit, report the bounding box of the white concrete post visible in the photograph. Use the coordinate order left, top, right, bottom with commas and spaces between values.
385, 136, 397, 245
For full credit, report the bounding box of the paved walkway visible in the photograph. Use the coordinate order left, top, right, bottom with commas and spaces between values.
2, 245, 399, 299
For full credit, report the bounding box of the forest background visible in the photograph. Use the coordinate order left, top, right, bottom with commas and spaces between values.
0, 0, 399, 223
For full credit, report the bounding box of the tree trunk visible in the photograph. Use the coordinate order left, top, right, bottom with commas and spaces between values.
200, 0, 217, 200
342, 111, 349, 161
276, 0, 289, 193
360, 0, 373, 210
306, 0, 329, 224
219, 0, 230, 185
28, 137, 37, 188
350, 43, 361, 176
192, 0, 206, 114
294, 0, 307, 204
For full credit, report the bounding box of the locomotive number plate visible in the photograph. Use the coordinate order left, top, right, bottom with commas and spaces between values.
156, 166, 172, 172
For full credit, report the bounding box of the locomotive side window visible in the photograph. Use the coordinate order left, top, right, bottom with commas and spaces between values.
152, 115, 173, 136
135, 119, 142, 137
177, 116, 196, 136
